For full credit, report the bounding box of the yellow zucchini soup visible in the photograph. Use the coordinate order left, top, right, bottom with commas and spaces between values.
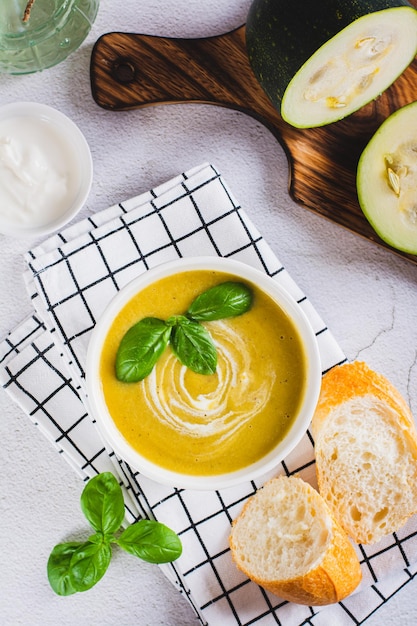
98, 267, 310, 479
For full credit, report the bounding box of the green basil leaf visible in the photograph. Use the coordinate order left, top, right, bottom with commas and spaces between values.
47, 542, 83, 596
170, 318, 217, 375
116, 520, 182, 564
69, 541, 112, 593
166, 314, 186, 327
187, 281, 253, 321
88, 532, 108, 544
80, 472, 125, 535
115, 317, 171, 382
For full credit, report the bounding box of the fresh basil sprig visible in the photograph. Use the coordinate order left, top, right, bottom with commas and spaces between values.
47, 473, 182, 596
115, 281, 253, 382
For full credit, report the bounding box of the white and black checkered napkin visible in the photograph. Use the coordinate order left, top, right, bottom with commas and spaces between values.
1, 163, 417, 626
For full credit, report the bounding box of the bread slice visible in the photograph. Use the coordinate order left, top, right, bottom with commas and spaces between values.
229, 475, 362, 605
312, 361, 417, 545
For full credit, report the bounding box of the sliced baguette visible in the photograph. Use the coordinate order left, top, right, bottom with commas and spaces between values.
229, 475, 362, 605
312, 361, 417, 545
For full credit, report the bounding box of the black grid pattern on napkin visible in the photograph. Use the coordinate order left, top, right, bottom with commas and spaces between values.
2, 321, 417, 626
25, 166, 295, 386
123, 458, 417, 626
0, 313, 46, 363
0, 316, 145, 522
2, 163, 416, 626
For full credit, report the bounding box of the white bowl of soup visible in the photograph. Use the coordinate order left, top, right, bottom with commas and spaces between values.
86, 257, 321, 490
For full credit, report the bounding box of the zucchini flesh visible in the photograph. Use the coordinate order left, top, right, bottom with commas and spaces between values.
246, 0, 417, 128
282, 8, 417, 127
357, 101, 417, 255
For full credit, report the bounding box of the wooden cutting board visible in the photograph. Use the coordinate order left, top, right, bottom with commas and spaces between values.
90, 10, 417, 264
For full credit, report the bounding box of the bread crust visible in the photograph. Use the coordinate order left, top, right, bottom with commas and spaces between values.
312, 361, 417, 544
311, 361, 415, 439
229, 476, 362, 606
253, 522, 362, 605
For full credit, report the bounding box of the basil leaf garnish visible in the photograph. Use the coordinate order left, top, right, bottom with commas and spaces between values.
47, 542, 82, 596
170, 317, 217, 375
116, 519, 182, 564
186, 281, 253, 321
80, 472, 125, 535
115, 317, 170, 382
114, 280, 253, 380
69, 541, 112, 592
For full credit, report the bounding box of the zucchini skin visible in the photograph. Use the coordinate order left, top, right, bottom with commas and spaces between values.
246, 0, 414, 109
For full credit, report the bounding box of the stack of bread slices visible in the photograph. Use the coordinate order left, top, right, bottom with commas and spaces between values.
229, 361, 417, 605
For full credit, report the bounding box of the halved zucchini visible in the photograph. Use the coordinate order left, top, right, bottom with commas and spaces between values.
357, 101, 417, 255
246, 0, 417, 128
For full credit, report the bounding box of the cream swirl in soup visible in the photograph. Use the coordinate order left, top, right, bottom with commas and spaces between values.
100, 270, 307, 476
143, 321, 276, 447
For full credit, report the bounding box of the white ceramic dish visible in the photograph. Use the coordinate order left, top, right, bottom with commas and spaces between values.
0, 102, 92, 238
86, 257, 322, 490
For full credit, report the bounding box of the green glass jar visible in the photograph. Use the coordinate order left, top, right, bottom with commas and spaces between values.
0, 0, 99, 74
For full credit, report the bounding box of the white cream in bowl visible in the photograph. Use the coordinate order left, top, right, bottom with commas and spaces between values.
0, 102, 92, 238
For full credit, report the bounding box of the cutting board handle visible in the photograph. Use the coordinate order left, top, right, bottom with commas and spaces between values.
90, 26, 286, 133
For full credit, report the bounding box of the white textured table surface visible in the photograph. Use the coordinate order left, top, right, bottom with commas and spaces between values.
1, 2, 417, 625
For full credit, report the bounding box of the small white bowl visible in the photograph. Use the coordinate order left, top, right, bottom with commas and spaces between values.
0, 102, 92, 238
86, 257, 321, 490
